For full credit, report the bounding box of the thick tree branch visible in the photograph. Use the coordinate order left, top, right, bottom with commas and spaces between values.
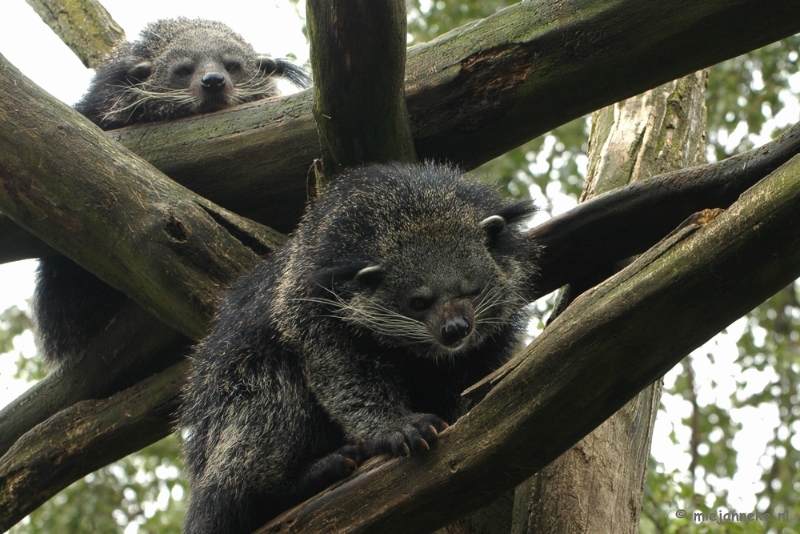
530, 119, 800, 297
0, 302, 189, 458
258, 154, 800, 533
2, 0, 796, 246
0, 54, 285, 342
308, 0, 416, 178
25, 0, 125, 68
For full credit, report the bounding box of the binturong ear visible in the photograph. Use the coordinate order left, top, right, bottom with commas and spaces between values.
257, 55, 278, 75
481, 199, 536, 248
479, 214, 507, 234
126, 61, 153, 83
354, 265, 384, 287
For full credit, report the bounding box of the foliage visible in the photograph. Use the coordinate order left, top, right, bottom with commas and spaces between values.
9, 433, 186, 534
707, 35, 800, 161
0, 305, 31, 355
1, 306, 187, 534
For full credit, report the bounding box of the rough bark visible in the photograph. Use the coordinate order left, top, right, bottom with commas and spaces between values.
307, 0, 416, 180
258, 152, 800, 533
0, 303, 189, 458
512, 72, 708, 533
527, 118, 800, 298
24, 0, 125, 68
0, 54, 285, 342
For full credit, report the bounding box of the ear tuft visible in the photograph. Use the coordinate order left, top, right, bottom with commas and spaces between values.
355, 265, 384, 286
257, 56, 278, 75
479, 215, 507, 235
126, 61, 153, 82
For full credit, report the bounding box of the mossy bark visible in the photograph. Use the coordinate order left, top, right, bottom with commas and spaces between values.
512, 72, 708, 533
25, 0, 125, 68
307, 0, 417, 180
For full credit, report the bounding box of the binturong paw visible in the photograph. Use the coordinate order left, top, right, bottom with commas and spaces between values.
363, 413, 449, 457
300, 444, 362, 490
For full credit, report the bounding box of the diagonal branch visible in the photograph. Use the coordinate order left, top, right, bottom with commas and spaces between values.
24, 0, 125, 68
258, 154, 800, 534
0, 54, 284, 342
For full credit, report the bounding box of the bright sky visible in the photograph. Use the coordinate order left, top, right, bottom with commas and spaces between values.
0, 0, 796, 517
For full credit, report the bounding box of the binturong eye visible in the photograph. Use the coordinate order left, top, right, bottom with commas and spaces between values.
409, 296, 432, 312
173, 63, 194, 77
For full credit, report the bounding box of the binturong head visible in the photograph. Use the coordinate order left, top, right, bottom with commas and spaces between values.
76, 18, 311, 129
278, 162, 541, 360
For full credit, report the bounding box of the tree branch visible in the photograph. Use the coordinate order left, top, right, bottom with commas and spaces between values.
258, 154, 800, 533
0, 361, 186, 530
24, 0, 125, 68
2, 0, 797, 248
530, 119, 800, 298
0, 302, 189, 458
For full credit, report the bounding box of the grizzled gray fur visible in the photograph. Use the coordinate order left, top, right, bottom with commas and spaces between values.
76, 17, 311, 129
33, 18, 311, 369
181, 162, 540, 533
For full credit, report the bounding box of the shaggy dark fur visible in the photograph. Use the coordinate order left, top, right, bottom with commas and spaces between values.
181, 162, 540, 533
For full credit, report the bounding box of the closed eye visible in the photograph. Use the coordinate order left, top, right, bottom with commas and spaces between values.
409, 297, 432, 312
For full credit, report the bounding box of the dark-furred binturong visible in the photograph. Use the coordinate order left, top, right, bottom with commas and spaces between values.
33, 18, 311, 370
181, 162, 540, 533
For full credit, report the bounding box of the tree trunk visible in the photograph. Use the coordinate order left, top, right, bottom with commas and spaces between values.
512, 71, 708, 533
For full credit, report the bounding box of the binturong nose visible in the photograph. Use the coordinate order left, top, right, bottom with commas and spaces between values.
440, 316, 472, 346
201, 72, 226, 91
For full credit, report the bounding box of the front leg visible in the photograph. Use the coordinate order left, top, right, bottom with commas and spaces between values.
303, 340, 448, 457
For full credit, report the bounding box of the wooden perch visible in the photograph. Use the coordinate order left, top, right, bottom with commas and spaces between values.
0, 302, 189, 457
530, 119, 800, 297
2, 0, 798, 250
257, 154, 800, 534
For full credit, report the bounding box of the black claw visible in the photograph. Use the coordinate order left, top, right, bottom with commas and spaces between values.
419, 438, 430, 451
401, 443, 411, 456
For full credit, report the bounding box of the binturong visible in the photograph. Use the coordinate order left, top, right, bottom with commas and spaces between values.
180, 162, 540, 533
76, 17, 311, 129
33, 18, 311, 370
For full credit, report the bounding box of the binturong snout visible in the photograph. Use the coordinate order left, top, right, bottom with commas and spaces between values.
435, 299, 476, 348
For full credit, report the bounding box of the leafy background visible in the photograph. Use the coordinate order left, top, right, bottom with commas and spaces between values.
1, 1, 798, 532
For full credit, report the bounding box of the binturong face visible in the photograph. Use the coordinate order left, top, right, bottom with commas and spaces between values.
123, 26, 282, 117
333, 214, 531, 360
